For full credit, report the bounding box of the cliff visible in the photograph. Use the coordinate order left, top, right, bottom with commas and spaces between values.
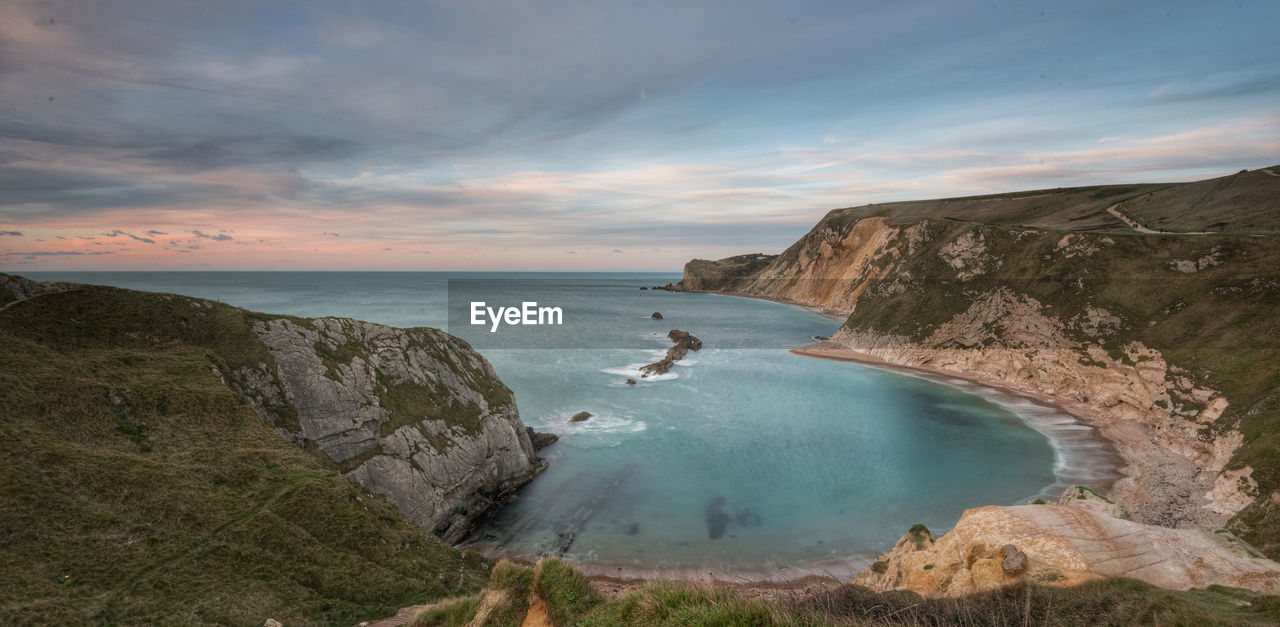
232, 316, 543, 543
0, 275, 539, 623
680, 167, 1280, 558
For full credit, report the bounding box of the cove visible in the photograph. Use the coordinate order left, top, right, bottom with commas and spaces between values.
24, 271, 1121, 576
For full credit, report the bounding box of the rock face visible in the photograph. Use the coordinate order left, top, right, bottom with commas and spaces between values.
232, 316, 543, 543
641, 329, 703, 377
855, 504, 1280, 597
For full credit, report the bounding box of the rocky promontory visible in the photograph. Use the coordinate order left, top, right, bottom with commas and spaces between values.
232, 316, 545, 543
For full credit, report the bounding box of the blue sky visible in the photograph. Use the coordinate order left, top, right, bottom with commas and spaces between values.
1, 0, 1277, 270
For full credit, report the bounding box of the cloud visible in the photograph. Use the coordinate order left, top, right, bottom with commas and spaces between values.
9, 250, 116, 257
323, 232, 341, 237
2, 0, 1277, 270
0, 231, 22, 236
102, 229, 156, 244
190, 230, 233, 241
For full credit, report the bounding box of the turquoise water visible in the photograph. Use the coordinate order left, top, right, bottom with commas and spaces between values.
26, 272, 1119, 574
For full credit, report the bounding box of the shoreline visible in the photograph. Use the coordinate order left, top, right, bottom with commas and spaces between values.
472, 549, 875, 587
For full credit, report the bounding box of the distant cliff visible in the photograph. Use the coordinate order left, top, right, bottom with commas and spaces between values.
679, 167, 1280, 558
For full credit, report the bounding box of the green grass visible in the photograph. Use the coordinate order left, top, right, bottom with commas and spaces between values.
415, 593, 483, 626
535, 558, 603, 625
0, 284, 491, 624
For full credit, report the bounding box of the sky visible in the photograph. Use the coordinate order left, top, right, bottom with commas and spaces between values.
1, 1, 1278, 271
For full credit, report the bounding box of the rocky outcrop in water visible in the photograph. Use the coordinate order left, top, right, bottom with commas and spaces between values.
526, 427, 559, 451
641, 329, 703, 377
231, 316, 544, 543
569, 411, 593, 423
854, 503, 1280, 597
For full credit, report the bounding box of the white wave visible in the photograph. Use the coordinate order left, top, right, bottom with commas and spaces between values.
602, 363, 681, 381
551, 411, 648, 435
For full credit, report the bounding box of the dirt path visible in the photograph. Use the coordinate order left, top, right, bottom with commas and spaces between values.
0, 286, 79, 312
1105, 203, 1160, 233
1263, 168, 1279, 177
1105, 203, 1210, 235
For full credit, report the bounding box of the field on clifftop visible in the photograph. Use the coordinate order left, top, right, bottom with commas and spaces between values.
0, 282, 492, 625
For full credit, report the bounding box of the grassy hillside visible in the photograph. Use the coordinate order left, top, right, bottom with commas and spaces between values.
820, 165, 1280, 234
415, 558, 1280, 626
0, 283, 491, 625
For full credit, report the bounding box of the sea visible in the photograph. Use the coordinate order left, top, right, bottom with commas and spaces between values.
23, 271, 1122, 578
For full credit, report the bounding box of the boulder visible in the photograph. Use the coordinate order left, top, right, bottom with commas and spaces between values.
1000, 544, 1028, 575
569, 411, 593, 423
625, 379, 637, 385
652, 312, 663, 319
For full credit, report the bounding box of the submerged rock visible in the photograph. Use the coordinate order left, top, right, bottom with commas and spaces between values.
625, 378, 637, 385
569, 411, 593, 423
705, 496, 730, 540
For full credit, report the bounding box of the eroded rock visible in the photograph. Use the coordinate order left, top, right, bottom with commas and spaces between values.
854, 505, 1280, 597
231, 316, 544, 543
